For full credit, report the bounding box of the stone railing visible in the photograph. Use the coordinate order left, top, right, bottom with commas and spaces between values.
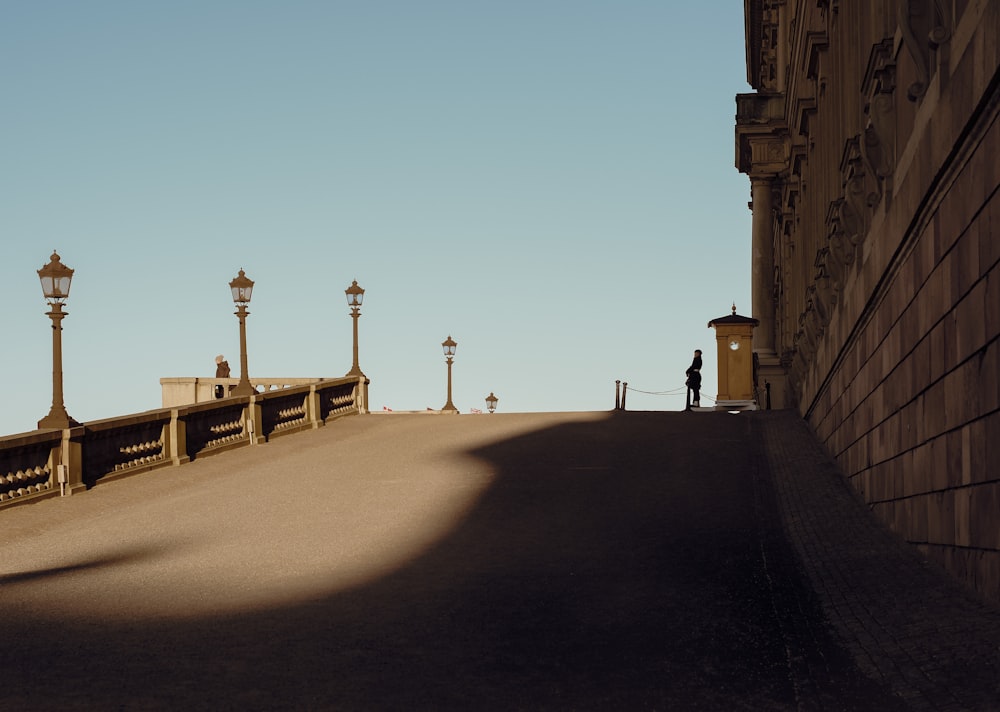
160, 376, 341, 408
0, 375, 368, 508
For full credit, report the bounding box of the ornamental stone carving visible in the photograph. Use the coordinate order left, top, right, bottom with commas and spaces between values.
861, 39, 897, 207
795, 97, 818, 140
757, 1, 782, 91
787, 347, 804, 403
899, 0, 951, 101
825, 199, 853, 288
817, 0, 840, 27
805, 284, 828, 334
735, 92, 789, 177
812, 249, 836, 327
840, 138, 871, 243
797, 305, 821, 361
804, 30, 829, 96
752, 138, 787, 166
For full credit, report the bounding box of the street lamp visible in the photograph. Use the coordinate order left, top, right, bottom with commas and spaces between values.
229, 268, 255, 397
345, 279, 365, 377
441, 335, 458, 413
485, 392, 498, 414
37, 251, 80, 429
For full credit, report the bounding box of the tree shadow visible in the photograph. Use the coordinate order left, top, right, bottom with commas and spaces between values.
1, 412, 902, 711
0, 547, 167, 586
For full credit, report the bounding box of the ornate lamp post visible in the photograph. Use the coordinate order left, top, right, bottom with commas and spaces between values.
441, 335, 458, 413
229, 268, 255, 397
345, 279, 365, 377
37, 252, 80, 429
485, 392, 498, 414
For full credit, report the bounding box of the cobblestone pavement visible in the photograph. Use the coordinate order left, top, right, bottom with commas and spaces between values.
1, 410, 998, 710
756, 410, 1000, 711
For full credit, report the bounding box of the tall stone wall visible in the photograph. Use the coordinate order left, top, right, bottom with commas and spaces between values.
737, 1, 1000, 601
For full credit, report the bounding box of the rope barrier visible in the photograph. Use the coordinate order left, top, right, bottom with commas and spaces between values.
619, 383, 718, 403
625, 386, 688, 396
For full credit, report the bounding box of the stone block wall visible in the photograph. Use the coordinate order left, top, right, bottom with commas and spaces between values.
808, 6, 1000, 600
738, 0, 1000, 601
816, 131, 999, 599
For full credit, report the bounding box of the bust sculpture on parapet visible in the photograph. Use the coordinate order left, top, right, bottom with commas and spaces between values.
214, 354, 231, 399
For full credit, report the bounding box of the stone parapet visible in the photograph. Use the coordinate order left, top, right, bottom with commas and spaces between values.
1, 375, 367, 509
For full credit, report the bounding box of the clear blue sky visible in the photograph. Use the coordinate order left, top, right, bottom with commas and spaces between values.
1, 1, 752, 435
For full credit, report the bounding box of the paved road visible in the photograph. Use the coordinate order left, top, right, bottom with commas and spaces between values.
2, 410, 999, 710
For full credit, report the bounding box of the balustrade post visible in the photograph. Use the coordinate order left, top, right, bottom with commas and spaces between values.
358, 377, 370, 414
306, 386, 323, 428
167, 410, 190, 466
245, 397, 265, 445
57, 427, 85, 496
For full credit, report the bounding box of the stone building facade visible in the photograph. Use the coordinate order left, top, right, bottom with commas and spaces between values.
736, 0, 1000, 601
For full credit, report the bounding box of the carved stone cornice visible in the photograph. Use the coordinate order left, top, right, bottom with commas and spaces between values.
794, 96, 817, 139
783, 174, 800, 212
804, 30, 829, 95
736, 91, 786, 124
745, 0, 786, 91
863, 37, 896, 101
760, 1, 781, 91
736, 92, 789, 176
790, 143, 808, 178
745, 0, 764, 90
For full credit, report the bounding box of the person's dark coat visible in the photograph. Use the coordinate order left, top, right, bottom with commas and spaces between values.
685, 355, 702, 388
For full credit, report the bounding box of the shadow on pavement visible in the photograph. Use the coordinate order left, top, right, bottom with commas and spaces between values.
3, 412, 908, 710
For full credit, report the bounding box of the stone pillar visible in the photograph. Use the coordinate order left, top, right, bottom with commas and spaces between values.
736, 87, 790, 407
750, 175, 790, 407
166, 411, 190, 466
750, 176, 776, 356
58, 426, 86, 496
245, 398, 266, 445
306, 385, 324, 428
360, 378, 370, 415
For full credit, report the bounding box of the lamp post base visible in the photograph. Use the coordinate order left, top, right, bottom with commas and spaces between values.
231, 381, 256, 397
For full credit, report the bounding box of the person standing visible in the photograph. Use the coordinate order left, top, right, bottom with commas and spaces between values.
686, 349, 703, 409
214, 354, 231, 399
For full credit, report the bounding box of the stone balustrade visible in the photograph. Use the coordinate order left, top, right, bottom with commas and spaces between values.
0, 375, 368, 509
160, 376, 336, 408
